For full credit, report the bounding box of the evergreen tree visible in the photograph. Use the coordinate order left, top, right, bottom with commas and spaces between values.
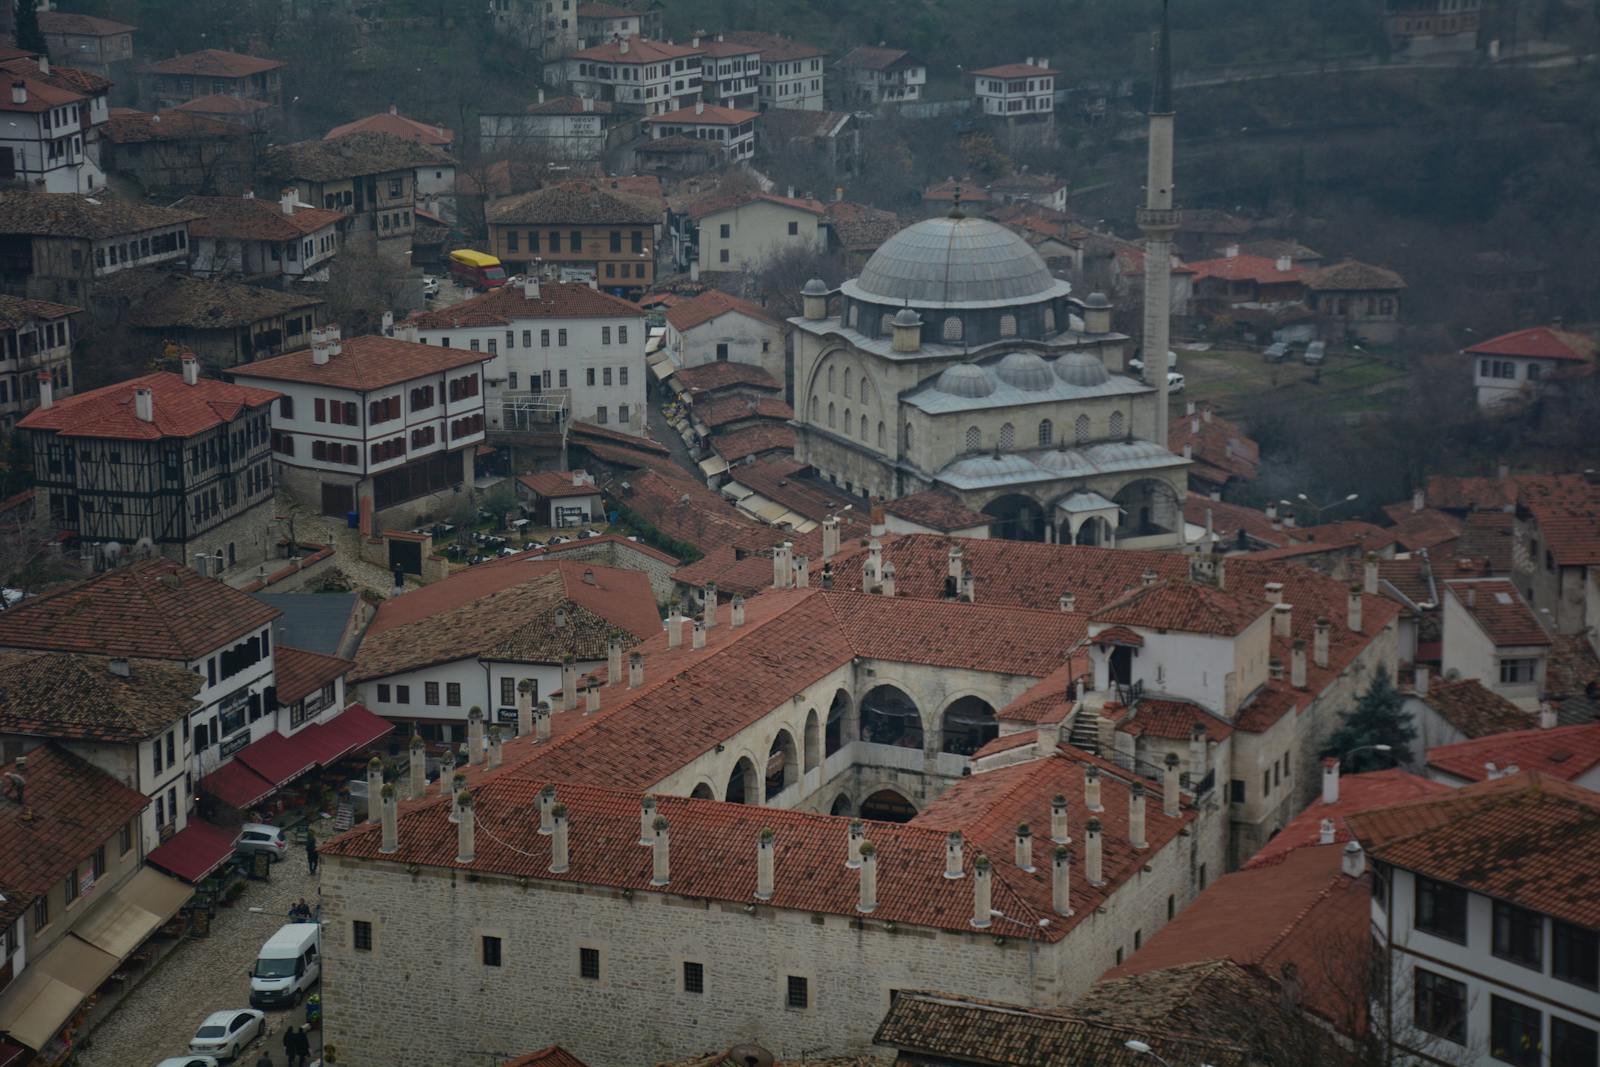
14, 0, 46, 57
1322, 667, 1416, 773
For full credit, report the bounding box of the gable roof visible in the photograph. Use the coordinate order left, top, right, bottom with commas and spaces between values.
103, 107, 242, 143
1444, 578, 1549, 647
1305, 259, 1406, 292
1465, 326, 1597, 363
0, 558, 281, 661
644, 103, 759, 127
273, 645, 352, 705
19, 369, 279, 440
522, 94, 619, 116
268, 131, 450, 183
665, 289, 786, 333
170, 93, 272, 116
326, 109, 452, 147
1426, 722, 1600, 784
0, 190, 198, 239
687, 190, 826, 221
1090, 579, 1268, 637
838, 45, 922, 71
1187, 254, 1305, 285
720, 30, 823, 60
502, 1047, 589, 1067
94, 270, 324, 331
672, 360, 780, 396
568, 37, 704, 63
1519, 474, 1600, 567
234, 333, 489, 391
0, 744, 149, 898
691, 393, 793, 430
1422, 678, 1535, 740
709, 422, 794, 463
487, 181, 659, 226
0, 650, 201, 742
882, 490, 990, 533
1381, 504, 1464, 552
38, 11, 138, 35
0, 293, 80, 328
138, 48, 282, 77
1349, 772, 1600, 928
970, 62, 1053, 79
1244, 768, 1450, 868
411, 281, 644, 330
175, 195, 345, 241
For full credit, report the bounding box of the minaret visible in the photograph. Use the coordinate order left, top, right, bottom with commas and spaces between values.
1139, 0, 1178, 447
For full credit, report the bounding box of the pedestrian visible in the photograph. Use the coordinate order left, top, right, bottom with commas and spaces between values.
281, 1024, 297, 1065
289, 1024, 312, 1067
304, 830, 318, 875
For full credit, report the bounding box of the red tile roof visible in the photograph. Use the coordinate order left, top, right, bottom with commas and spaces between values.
1519, 474, 1600, 567
1464, 325, 1596, 364
692, 393, 793, 430
519, 532, 680, 568
1167, 409, 1260, 484
994, 662, 1083, 726
664, 289, 786, 333
1425, 723, 1600, 783
615, 463, 777, 556
1420, 678, 1534, 739
1187, 254, 1305, 285
170, 93, 272, 115
103, 107, 244, 143
1117, 699, 1233, 743
569, 37, 704, 63
1183, 497, 1287, 549
234, 334, 490, 391
1243, 768, 1449, 868
1090, 625, 1144, 648
177, 195, 345, 241
724, 457, 859, 525
411, 281, 644, 330
37, 11, 138, 35
644, 103, 759, 126
0, 650, 201, 742
0, 293, 79, 328
1090, 579, 1268, 637
1381, 503, 1464, 552
0, 743, 149, 899
568, 419, 670, 456
273, 645, 352, 705
139, 48, 283, 77
1426, 473, 1521, 512
686, 190, 827, 221
971, 62, 1054, 79
18, 370, 278, 440
672, 361, 781, 396
325, 109, 452, 146
882, 491, 990, 533
518, 471, 602, 499
1445, 578, 1549, 647
0, 557, 281, 661
710, 422, 794, 463
502, 1047, 588, 1067
1348, 772, 1600, 928
720, 30, 823, 61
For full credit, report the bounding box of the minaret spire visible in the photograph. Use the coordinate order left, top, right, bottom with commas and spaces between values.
1138, 0, 1179, 450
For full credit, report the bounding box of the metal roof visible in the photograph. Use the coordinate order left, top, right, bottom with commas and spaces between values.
904, 355, 1151, 414
934, 440, 1184, 491
841, 216, 1070, 309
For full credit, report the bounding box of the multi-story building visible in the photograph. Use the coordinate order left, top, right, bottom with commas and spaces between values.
1350, 773, 1600, 1067
136, 48, 284, 112
267, 132, 449, 258
232, 329, 490, 524
1440, 578, 1550, 711
836, 46, 926, 108
1463, 325, 1596, 409
485, 181, 659, 296
562, 37, 705, 117
0, 53, 109, 193
19, 359, 281, 575
38, 10, 137, 79
489, 0, 579, 61
0, 189, 196, 305
575, 1, 642, 47
972, 59, 1056, 147
642, 101, 757, 162
1304, 259, 1406, 345
0, 292, 80, 429
1384, 0, 1482, 55
100, 106, 254, 196
723, 31, 825, 111
324, 107, 456, 201
178, 190, 344, 282
410, 279, 648, 435
677, 190, 825, 274
696, 35, 761, 110
479, 93, 623, 161
662, 288, 788, 387
1512, 473, 1600, 636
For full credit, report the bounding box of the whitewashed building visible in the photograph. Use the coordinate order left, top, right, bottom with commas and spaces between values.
687, 190, 826, 274
698, 35, 761, 111
178, 190, 343, 281
0, 293, 80, 428
643, 101, 757, 162
836, 46, 927, 108
722, 31, 825, 111
1463, 325, 1596, 409
972, 59, 1056, 146
0, 54, 110, 193
1439, 578, 1550, 711
662, 288, 788, 385
562, 37, 705, 117
478, 93, 622, 160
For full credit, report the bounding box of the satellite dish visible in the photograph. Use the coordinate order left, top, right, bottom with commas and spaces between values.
102, 541, 123, 563
134, 537, 155, 559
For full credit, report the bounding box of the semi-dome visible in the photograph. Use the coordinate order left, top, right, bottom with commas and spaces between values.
935, 362, 994, 398
994, 352, 1054, 391
1053, 351, 1111, 388
848, 216, 1065, 308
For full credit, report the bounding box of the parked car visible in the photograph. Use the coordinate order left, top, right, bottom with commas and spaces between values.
1128, 350, 1177, 378
1303, 341, 1326, 365
421, 275, 440, 299
1263, 342, 1291, 363
1166, 371, 1186, 393
189, 1010, 265, 1061
154, 1058, 219, 1067
234, 823, 288, 863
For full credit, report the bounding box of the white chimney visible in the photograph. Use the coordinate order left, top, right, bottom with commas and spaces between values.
1128, 785, 1148, 850
133, 387, 154, 422
702, 583, 718, 629
538, 785, 557, 834
1265, 581, 1284, 606
584, 681, 600, 714
619, 38, 630, 53
561, 660, 578, 711
880, 562, 897, 597
447, 771, 466, 822
730, 596, 746, 628
793, 556, 810, 588
456, 791, 476, 862
821, 516, 840, 560
857, 839, 878, 912
1277, 255, 1293, 272
522, 277, 540, 299
1085, 766, 1103, 812
755, 829, 775, 900
638, 795, 658, 845
487, 726, 503, 769
1319, 818, 1336, 845
366, 758, 385, 824
1224, 243, 1239, 259
961, 570, 975, 603
970, 855, 993, 928
773, 542, 793, 589
1341, 841, 1366, 878
945, 831, 964, 879
651, 816, 670, 885
408, 734, 427, 797
1182, 443, 1193, 460
1412, 488, 1426, 513
536, 703, 552, 742
582, 96, 594, 112
1162, 753, 1181, 818
1015, 823, 1035, 872
1314, 617, 1331, 669
947, 542, 963, 582
1059, 591, 1076, 613
1189, 723, 1208, 783
1273, 602, 1293, 637
607, 639, 623, 686
629, 652, 644, 688
35, 371, 52, 409
1084, 819, 1104, 886
1348, 587, 1363, 634
1191, 414, 1200, 435
37, 57, 47, 76
312, 340, 330, 365
10, 81, 25, 106
1414, 665, 1429, 696
467, 707, 484, 765
1539, 702, 1557, 729
1050, 793, 1070, 844
1291, 639, 1308, 689
1364, 554, 1380, 596
691, 620, 706, 650
280, 187, 298, 215
181, 354, 199, 386
1321, 758, 1339, 805
379, 783, 399, 854
381, 310, 394, 336
695, 100, 705, 115
549, 804, 570, 872
1051, 845, 1072, 916
846, 819, 865, 869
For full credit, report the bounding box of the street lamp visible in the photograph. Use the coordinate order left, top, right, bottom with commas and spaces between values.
1288, 491, 1359, 523
1341, 743, 1393, 770
1124, 1040, 1174, 1067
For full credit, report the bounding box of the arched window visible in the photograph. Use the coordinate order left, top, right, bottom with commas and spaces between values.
828, 402, 836, 428
859, 377, 870, 402
877, 421, 886, 449
1044, 306, 1056, 333
942, 316, 963, 342
848, 304, 859, 328
999, 423, 1015, 450
843, 370, 852, 398
999, 313, 1018, 338
1109, 410, 1125, 438
880, 313, 894, 335
965, 425, 980, 452
827, 365, 835, 393
844, 408, 852, 435
860, 414, 868, 439
1038, 419, 1053, 447
1075, 413, 1090, 444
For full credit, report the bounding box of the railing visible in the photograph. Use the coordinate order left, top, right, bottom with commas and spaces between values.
490, 390, 570, 430
1136, 207, 1182, 231
853, 741, 926, 772
823, 744, 856, 781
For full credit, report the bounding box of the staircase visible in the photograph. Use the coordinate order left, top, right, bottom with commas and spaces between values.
334, 799, 354, 832
1067, 709, 1102, 756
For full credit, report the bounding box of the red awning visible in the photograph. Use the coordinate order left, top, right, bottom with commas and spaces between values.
146, 820, 240, 884
299, 703, 393, 766
200, 759, 277, 809
234, 730, 318, 786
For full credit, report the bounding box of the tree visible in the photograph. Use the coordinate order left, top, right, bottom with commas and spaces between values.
1323, 668, 1417, 772
14, 0, 45, 54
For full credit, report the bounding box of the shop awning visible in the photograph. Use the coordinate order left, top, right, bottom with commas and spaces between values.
34, 936, 118, 996
0, 969, 81, 1052
233, 730, 318, 787
200, 759, 277, 809
0, 1037, 31, 1067
146, 820, 240, 884
70, 867, 191, 960
299, 703, 392, 765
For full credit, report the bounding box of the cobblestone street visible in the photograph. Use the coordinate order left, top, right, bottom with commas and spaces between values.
77, 853, 324, 1067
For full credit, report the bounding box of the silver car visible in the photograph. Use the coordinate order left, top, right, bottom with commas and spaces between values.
189, 1009, 264, 1061
234, 823, 288, 863
1303, 341, 1327, 365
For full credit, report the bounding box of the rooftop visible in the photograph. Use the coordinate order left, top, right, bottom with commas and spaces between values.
664, 289, 786, 333
325, 109, 452, 147
411, 281, 644, 330
569, 37, 705, 63
175, 195, 346, 242
1519, 474, 1600, 567
103, 107, 242, 143
1244, 768, 1449, 868
234, 333, 489, 392
686, 190, 825, 221
1464, 325, 1597, 364
268, 131, 450, 183
170, 93, 272, 116
1381, 503, 1464, 553
644, 103, 759, 127
837, 45, 922, 71
273, 645, 352, 705
881, 490, 990, 532
487, 180, 659, 226
1421, 678, 1535, 740
0, 744, 149, 900
671, 360, 781, 396
720, 30, 824, 60
0, 650, 201, 742
19, 369, 279, 440
37, 11, 138, 35
843, 216, 1069, 310
691, 393, 794, 431
0, 293, 80, 328
96, 270, 324, 331
523, 95, 619, 116
970, 62, 1054, 79
1305, 259, 1406, 292
0, 190, 198, 239
710, 423, 794, 463
724, 458, 861, 526
138, 48, 283, 78
1425, 722, 1600, 784
518, 471, 604, 499
1444, 578, 1550, 647
1187, 254, 1305, 285
1090, 579, 1269, 638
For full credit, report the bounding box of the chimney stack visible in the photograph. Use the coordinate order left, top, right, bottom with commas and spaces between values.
945, 831, 964, 879
755, 828, 775, 900
1322, 757, 1339, 805
961, 570, 975, 603
1273, 602, 1293, 637
456, 791, 476, 862
1051, 845, 1072, 916
773, 542, 793, 589
10, 81, 24, 106
1341, 841, 1366, 879
970, 855, 992, 928
1142, 569, 1159, 588
731, 596, 746, 628
1050, 794, 1070, 844
846, 819, 865, 869
536, 702, 552, 742
1291, 639, 1308, 690
1128, 783, 1148, 850
793, 556, 811, 588
408, 734, 427, 797
852, 839, 878, 912
692, 620, 706, 650
1364, 553, 1380, 596
1415, 664, 1430, 696
821, 515, 840, 559
1314, 617, 1331, 669
1085, 766, 1103, 812
1319, 818, 1336, 845
629, 652, 644, 688
538, 785, 557, 834
1085, 819, 1104, 886
134, 387, 154, 423
561, 659, 578, 711
1162, 753, 1181, 818
1189, 723, 1208, 783
1539, 702, 1557, 729
880, 562, 896, 597
379, 783, 398, 854
1059, 591, 1076, 613
639, 795, 658, 845
549, 804, 570, 872
35, 371, 52, 409
522, 277, 541, 299
1412, 488, 1426, 513
702, 583, 718, 628
867, 537, 882, 586
1265, 581, 1284, 606
1347, 586, 1363, 634
584, 679, 600, 713
280, 187, 298, 215
467, 707, 485, 765
366, 758, 384, 823
181, 353, 199, 386
448, 771, 466, 822
487, 726, 503, 769
1015, 823, 1035, 872
947, 542, 963, 582
607, 638, 623, 685
651, 816, 670, 885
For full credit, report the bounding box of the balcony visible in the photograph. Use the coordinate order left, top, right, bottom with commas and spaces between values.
1136, 207, 1182, 232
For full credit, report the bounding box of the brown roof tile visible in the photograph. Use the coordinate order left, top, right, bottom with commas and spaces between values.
95, 270, 323, 331
138, 48, 283, 77
19, 369, 279, 440
710, 423, 794, 463
673, 360, 781, 396
0, 189, 198, 239
411, 282, 644, 330
0, 650, 200, 742
1426, 723, 1600, 783
235, 333, 489, 391
103, 107, 243, 143
274, 645, 352, 705
0, 293, 79, 328
882, 491, 990, 533
720, 30, 823, 60
664, 289, 786, 333
1445, 578, 1549, 647
38, 11, 138, 35
1422, 678, 1535, 739
692, 393, 793, 430
1305, 259, 1406, 292
1091, 579, 1268, 637
1520, 474, 1600, 567
268, 131, 449, 183
488, 180, 659, 226
0, 743, 150, 900
177, 195, 345, 241
1244, 768, 1450, 868
325, 110, 452, 146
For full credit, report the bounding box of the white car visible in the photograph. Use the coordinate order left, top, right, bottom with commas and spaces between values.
189, 1010, 264, 1061
422, 275, 441, 299
1166, 371, 1186, 393
155, 1059, 220, 1067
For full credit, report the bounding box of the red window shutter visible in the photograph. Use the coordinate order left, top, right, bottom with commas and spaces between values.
314, 397, 325, 422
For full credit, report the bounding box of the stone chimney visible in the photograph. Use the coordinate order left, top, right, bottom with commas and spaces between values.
1052, 845, 1072, 916
692, 620, 706, 650
1050, 793, 1070, 844
1059, 591, 1076, 613
1189, 723, 1208, 783
584, 680, 600, 714
1364, 553, 1380, 596
1341, 841, 1365, 878
970, 855, 993, 928
865, 537, 882, 586
947, 542, 963, 582
366, 758, 384, 823
1412, 487, 1426, 513
408, 734, 427, 797
1162, 753, 1181, 817
880, 562, 897, 597
1265, 581, 1284, 606
846, 819, 865, 869
1085, 766, 1103, 812
562, 659, 579, 711
619, 37, 630, 53
667, 611, 684, 649
1414, 664, 1429, 696
1276, 254, 1293, 273
857, 839, 878, 912
607, 639, 623, 685
35, 371, 51, 409
1314, 617, 1330, 669
1539, 702, 1557, 729
1128, 783, 1149, 850
447, 771, 466, 822
456, 791, 476, 862
1347, 586, 1363, 634
536, 702, 552, 742
549, 804, 570, 872
1269, 658, 1284, 681
1321, 757, 1339, 805
773, 542, 793, 589
1319, 818, 1336, 845
1084, 819, 1104, 886
731, 596, 746, 628
651, 816, 670, 885
794, 556, 810, 588
702, 582, 718, 629
629, 652, 644, 688
181, 353, 199, 386
379, 783, 398, 854
280, 186, 298, 215
695, 99, 705, 115
488, 726, 503, 769
1291, 639, 1308, 689
821, 515, 840, 560
1015, 823, 1035, 872
1142, 569, 1159, 588
755, 829, 775, 900
134, 387, 154, 423
944, 830, 964, 879
514, 681, 533, 736
1273, 602, 1293, 637
467, 707, 485, 765
638, 795, 658, 845
961, 570, 975, 603
538, 785, 557, 834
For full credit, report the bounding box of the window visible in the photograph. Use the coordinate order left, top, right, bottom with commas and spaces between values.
541, 329, 550, 347
353, 920, 373, 951
1109, 410, 1125, 438
119, 820, 133, 855
1499, 658, 1537, 684
279, 396, 295, 419
586, 368, 596, 387
684, 960, 705, 993
619, 326, 628, 344
482, 935, 503, 967
942, 316, 963, 341
787, 221, 799, 236
559, 369, 568, 387
1038, 419, 1053, 447
33, 896, 48, 930
999, 313, 1018, 337
1554, 920, 1600, 989
1491, 996, 1542, 1067
786, 975, 809, 1009
1416, 877, 1469, 942
719, 223, 731, 239
602, 327, 611, 345
508, 230, 519, 252
603, 367, 613, 386
92, 845, 105, 880
619, 404, 629, 425
65, 868, 79, 905
998, 423, 1014, 450
720, 249, 730, 264
715, 342, 729, 361
1494, 901, 1543, 969
1414, 967, 1467, 1044
580, 947, 601, 980
597, 406, 608, 424
558, 329, 567, 346
396, 685, 410, 703
425, 682, 440, 706
1553, 1018, 1599, 1067
964, 425, 980, 451
619, 367, 628, 386
446, 682, 462, 706
570, 230, 582, 251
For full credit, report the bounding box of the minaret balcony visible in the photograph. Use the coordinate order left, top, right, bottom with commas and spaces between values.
1136, 207, 1181, 233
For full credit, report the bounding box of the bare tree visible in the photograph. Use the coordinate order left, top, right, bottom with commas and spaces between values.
323, 244, 416, 336
0, 506, 82, 602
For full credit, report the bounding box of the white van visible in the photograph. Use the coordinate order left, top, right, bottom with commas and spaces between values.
249, 922, 320, 1009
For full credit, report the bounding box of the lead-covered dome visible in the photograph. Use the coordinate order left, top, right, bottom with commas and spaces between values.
936, 362, 995, 398
848, 216, 1063, 308
1054, 351, 1111, 388
995, 352, 1054, 391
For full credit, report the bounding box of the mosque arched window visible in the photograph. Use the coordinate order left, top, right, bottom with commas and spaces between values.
1075, 414, 1091, 444
1038, 419, 1053, 447
965, 426, 980, 452
999, 314, 1018, 338
999, 423, 1015, 450
942, 316, 963, 342
1109, 410, 1125, 438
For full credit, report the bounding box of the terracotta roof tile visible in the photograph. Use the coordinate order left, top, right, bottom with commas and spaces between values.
1187, 254, 1305, 285
411, 281, 644, 330
1167, 409, 1260, 484
0, 743, 150, 899
1244, 768, 1450, 868
569, 419, 670, 455
1425, 723, 1600, 783
1091, 579, 1268, 637
1445, 578, 1549, 647
1073, 961, 1282, 1049
103, 107, 243, 143
720, 31, 823, 60
488, 180, 659, 226
94, 270, 323, 332
1425, 473, 1528, 512
1348, 772, 1600, 928
325, 110, 452, 146
692, 393, 793, 430
710, 423, 794, 463
1546, 634, 1600, 702
0, 650, 200, 742
268, 131, 449, 183
37, 11, 138, 35
1380, 504, 1464, 552
643, 103, 759, 127
273, 645, 351, 705
0, 189, 198, 239
614, 464, 776, 556
1457, 510, 1515, 572
664, 289, 786, 332
177, 195, 345, 241
1118, 699, 1233, 743
518, 471, 601, 499
1183, 497, 1287, 549
138, 48, 283, 77
1421, 678, 1535, 739
686, 190, 826, 221
882, 491, 990, 533
724, 457, 858, 524
672, 361, 781, 396
569, 37, 705, 63
234, 334, 489, 391
1305, 259, 1406, 291
170, 93, 272, 116
1377, 555, 1436, 607
1464, 325, 1596, 363
1520, 474, 1600, 566
969, 62, 1053, 79
502, 1047, 589, 1067
19, 369, 278, 440
0, 293, 79, 328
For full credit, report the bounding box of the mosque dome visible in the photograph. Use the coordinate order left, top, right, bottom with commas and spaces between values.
849, 216, 1062, 307
1053, 351, 1111, 388
892, 306, 923, 327
935, 362, 995, 398
994, 352, 1055, 391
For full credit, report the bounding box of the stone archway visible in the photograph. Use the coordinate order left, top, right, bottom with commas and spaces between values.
690, 781, 715, 800
803, 709, 821, 771
981, 493, 1047, 542
726, 755, 759, 804
940, 696, 998, 756
1113, 479, 1181, 540
766, 729, 799, 800
825, 688, 851, 756
830, 793, 855, 817
1074, 515, 1115, 546
859, 684, 923, 750
859, 788, 918, 823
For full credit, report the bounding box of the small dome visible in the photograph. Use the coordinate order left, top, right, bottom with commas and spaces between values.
1054, 351, 1111, 387
892, 306, 922, 327
994, 352, 1054, 391
801, 278, 829, 296
1084, 291, 1111, 309
1036, 448, 1095, 474
935, 362, 995, 398
945, 453, 1039, 478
